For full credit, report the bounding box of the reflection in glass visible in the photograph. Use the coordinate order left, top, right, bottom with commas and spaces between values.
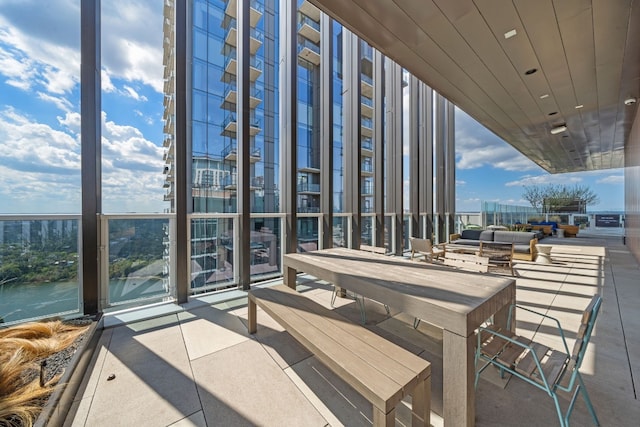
108, 218, 169, 305
0, 218, 81, 325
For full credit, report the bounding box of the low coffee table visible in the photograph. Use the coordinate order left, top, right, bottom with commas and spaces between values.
535, 244, 553, 264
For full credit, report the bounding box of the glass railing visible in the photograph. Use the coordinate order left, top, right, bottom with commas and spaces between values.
0, 211, 414, 322
222, 113, 262, 130
297, 183, 321, 193
190, 215, 236, 292
361, 74, 373, 86
0, 215, 82, 325
298, 38, 320, 55
361, 138, 373, 150
362, 162, 373, 173
361, 43, 373, 61
105, 215, 174, 308
361, 215, 373, 246
224, 82, 262, 99
361, 96, 373, 108
298, 14, 320, 32
297, 215, 320, 252
223, 18, 263, 43
362, 117, 373, 129
222, 173, 264, 188
250, 0, 264, 14
222, 141, 262, 158
333, 214, 350, 248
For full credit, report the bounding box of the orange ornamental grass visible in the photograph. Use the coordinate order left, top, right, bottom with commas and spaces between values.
0, 320, 89, 427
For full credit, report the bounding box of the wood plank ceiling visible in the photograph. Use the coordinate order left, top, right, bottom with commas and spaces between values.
308, 0, 640, 173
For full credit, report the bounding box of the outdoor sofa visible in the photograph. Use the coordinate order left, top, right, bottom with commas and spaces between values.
448, 229, 539, 261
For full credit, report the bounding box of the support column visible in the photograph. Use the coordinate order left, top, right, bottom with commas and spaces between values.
280, 0, 297, 254
385, 61, 403, 255
237, 0, 251, 289
320, 15, 333, 249
420, 84, 434, 240
445, 101, 456, 238
80, 0, 101, 315
344, 31, 361, 249
174, 0, 189, 303
409, 75, 419, 237
435, 93, 446, 243
373, 50, 385, 249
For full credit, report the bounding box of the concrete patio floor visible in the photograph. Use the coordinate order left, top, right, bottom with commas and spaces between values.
65, 230, 640, 426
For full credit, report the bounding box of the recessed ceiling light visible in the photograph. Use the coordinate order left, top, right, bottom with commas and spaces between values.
548, 111, 558, 116
575, 104, 584, 109
525, 68, 537, 75
504, 29, 517, 39
550, 124, 567, 135
540, 94, 549, 99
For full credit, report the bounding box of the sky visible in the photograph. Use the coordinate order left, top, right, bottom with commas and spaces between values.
0, 0, 625, 215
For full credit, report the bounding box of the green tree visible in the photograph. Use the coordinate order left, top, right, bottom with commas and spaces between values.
522, 184, 599, 213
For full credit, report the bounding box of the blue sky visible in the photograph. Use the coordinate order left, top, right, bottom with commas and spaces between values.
0, 0, 624, 215
454, 109, 624, 212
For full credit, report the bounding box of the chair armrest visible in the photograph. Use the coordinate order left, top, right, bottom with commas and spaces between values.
530, 237, 538, 255
509, 304, 570, 353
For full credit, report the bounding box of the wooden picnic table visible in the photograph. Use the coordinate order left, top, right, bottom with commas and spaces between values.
283, 247, 516, 427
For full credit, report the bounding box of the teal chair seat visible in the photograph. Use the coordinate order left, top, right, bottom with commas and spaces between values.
475, 294, 602, 427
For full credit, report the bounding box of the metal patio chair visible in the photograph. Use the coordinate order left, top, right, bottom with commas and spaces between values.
475, 294, 602, 427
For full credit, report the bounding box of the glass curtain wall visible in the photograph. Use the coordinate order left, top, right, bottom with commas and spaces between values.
102, 1, 170, 307
187, 0, 280, 290
296, 0, 321, 252
332, 20, 346, 247
0, 2, 82, 324
360, 40, 375, 246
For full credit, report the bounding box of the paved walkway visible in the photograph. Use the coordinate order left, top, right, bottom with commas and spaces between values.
66, 232, 640, 426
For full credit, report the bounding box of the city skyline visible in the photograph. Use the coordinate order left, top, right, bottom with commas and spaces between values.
0, 0, 624, 215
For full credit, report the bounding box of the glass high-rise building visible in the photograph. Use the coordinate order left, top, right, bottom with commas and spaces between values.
162, 0, 455, 293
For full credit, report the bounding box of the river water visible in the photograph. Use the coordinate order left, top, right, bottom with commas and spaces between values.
0, 276, 168, 325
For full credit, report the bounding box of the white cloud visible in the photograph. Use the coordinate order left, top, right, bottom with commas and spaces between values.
101, 0, 164, 93
0, 108, 166, 213
37, 92, 74, 112
0, 0, 163, 105
456, 180, 466, 186
455, 108, 539, 172
123, 85, 148, 102
0, 4, 80, 95
596, 175, 624, 184
504, 174, 582, 187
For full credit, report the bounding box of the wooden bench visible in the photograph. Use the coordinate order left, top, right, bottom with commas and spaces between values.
360, 244, 387, 254
248, 284, 431, 427
443, 251, 489, 273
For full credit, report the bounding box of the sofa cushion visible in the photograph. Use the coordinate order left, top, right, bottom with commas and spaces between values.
460, 229, 484, 240
494, 231, 537, 245
450, 239, 481, 246
513, 244, 532, 254
478, 230, 495, 241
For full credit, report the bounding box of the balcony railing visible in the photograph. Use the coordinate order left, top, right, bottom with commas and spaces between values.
222, 141, 262, 159
298, 14, 320, 32
297, 183, 321, 193
297, 38, 320, 55
2, 211, 442, 325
